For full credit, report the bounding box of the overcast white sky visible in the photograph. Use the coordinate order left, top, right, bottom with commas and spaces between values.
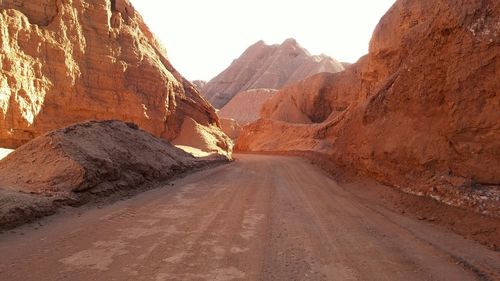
130, 0, 396, 81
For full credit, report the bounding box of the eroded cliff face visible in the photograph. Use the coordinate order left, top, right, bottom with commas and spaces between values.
202, 39, 345, 109
237, 0, 500, 215
0, 0, 230, 155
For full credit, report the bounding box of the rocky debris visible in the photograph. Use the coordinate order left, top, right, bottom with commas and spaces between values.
236, 0, 500, 216
220, 118, 242, 140
219, 88, 278, 125
0, 120, 227, 228
202, 38, 345, 108
192, 80, 207, 91
0, 0, 231, 156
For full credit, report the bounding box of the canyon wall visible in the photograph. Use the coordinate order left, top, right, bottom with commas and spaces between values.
0, 0, 230, 155
237, 0, 500, 214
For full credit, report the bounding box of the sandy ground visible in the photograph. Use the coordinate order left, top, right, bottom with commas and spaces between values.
0, 148, 13, 160
0, 155, 498, 281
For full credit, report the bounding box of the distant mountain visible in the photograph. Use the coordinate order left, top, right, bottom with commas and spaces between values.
192, 80, 207, 91
202, 38, 344, 108
219, 89, 278, 125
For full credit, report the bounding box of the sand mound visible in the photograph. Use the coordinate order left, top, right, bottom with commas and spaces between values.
0, 120, 208, 194
172, 118, 233, 158
0, 120, 226, 228
219, 89, 278, 125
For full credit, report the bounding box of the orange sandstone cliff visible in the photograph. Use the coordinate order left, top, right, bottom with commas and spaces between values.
237, 0, 500, 215
0, 0, 230, 155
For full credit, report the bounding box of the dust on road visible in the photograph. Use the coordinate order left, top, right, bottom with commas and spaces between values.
0, 154, 498, 280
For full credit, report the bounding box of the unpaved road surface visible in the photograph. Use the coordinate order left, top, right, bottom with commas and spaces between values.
0, 154, 499, 281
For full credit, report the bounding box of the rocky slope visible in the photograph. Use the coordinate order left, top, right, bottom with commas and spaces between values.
219, 88, 278, 125
0, 120, 225, 228
237, 0, 500, 216
0, 0, 230, 155
202, 39, 345, 108
220, 118, 242, 140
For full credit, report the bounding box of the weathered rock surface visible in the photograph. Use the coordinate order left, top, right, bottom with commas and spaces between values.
0, 0, 230, 155
237, 0, 500, 216
219, 88, 278, 125
202, 38, 345, 108
260, 71, 361, 124
0, 120, 225, 228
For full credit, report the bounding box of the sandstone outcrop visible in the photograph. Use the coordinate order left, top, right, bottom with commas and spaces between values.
237, 0, 500, 216
0, 0, 230, 155
202, 39, 345, 108
219, 88, 278, 125
260, 71, 361, 124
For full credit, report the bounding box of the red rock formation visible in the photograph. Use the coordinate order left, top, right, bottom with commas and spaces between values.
219, 88, 278, 125
0, 0, 230, 155
260, 71, 361, 124
202, 39, 345, 108
237, 0, 500, 215
219, 118, 242, 140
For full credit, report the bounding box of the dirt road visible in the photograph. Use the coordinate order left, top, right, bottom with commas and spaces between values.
0, 154, 499, 280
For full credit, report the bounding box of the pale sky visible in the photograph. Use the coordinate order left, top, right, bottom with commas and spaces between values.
130, 0, 396, 81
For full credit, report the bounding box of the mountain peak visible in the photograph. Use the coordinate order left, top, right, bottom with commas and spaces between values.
281, 38, 298, 46
202, 39, 344, 108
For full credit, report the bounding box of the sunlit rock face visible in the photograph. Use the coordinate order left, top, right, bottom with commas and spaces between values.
0, 0, 231, 155
202, 38, 345, 109
237, 0, 500, 214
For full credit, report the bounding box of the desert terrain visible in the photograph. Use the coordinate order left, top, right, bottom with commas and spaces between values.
1, 155, 499, 281
0, 0, 499, 280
